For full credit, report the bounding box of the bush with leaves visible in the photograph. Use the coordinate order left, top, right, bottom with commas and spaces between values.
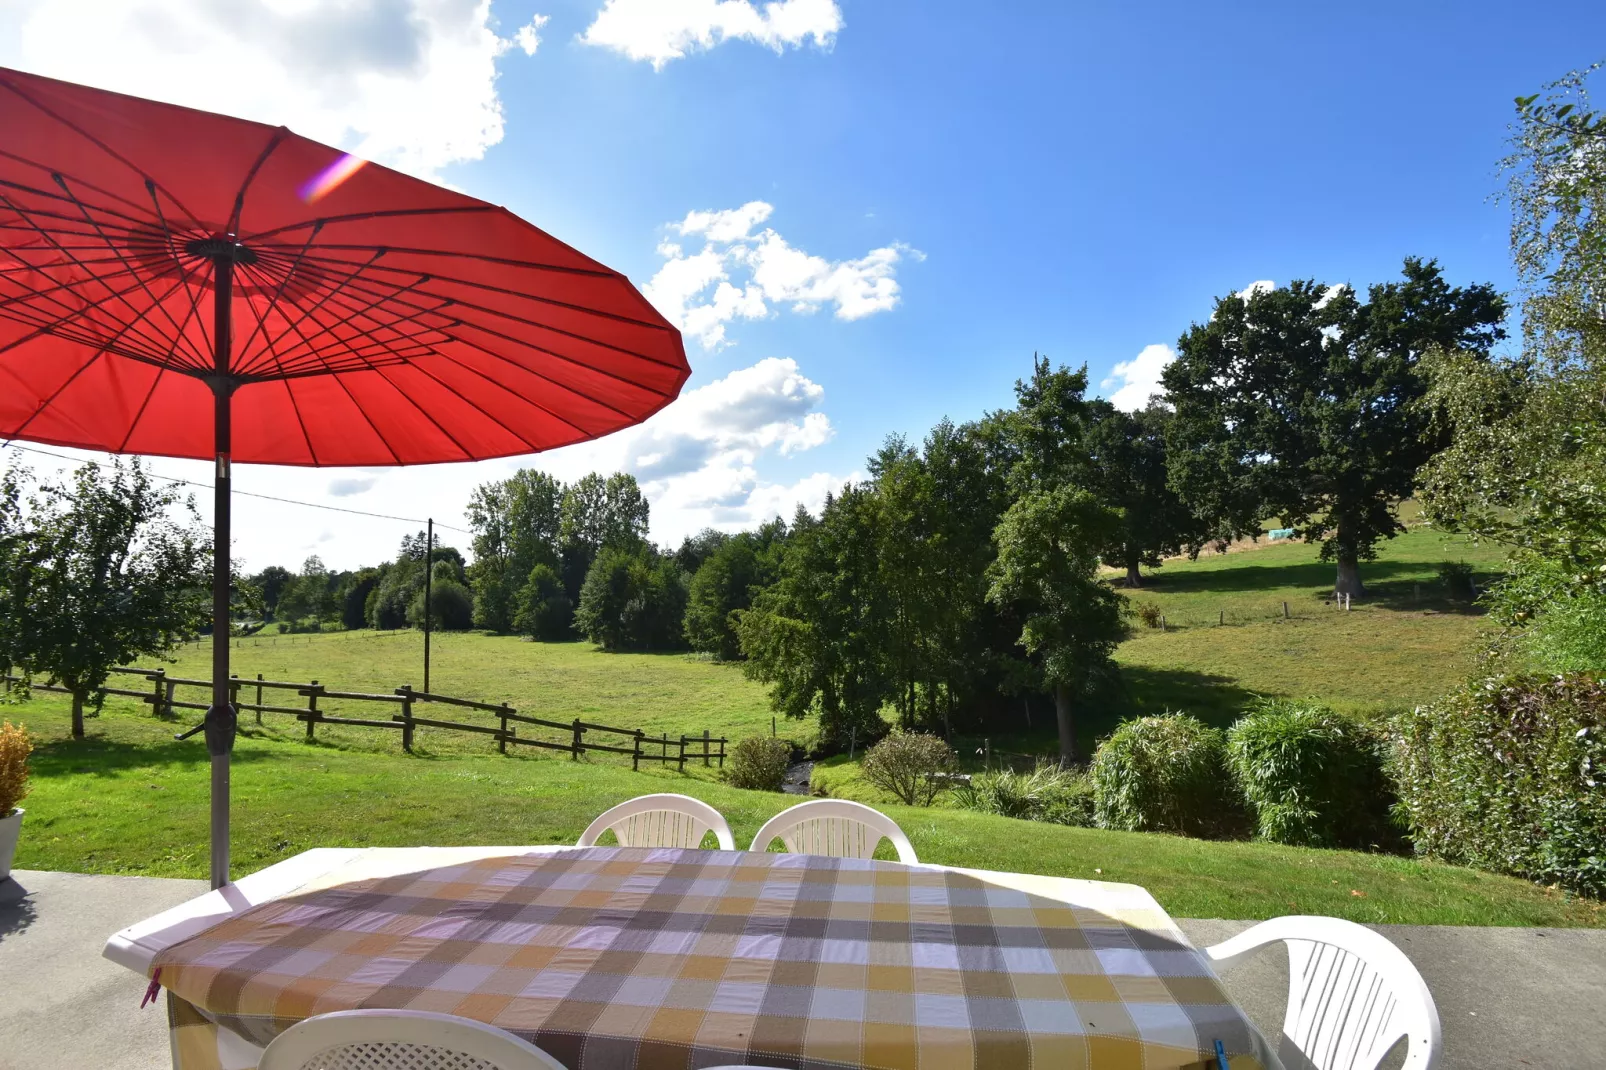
407, 577, 475, 631
1090, 714, 1242, 837
861, 732, 957, 806
957, 763, 1094, 826
1133, 603, 1163, 629
1391, 673, 1606, 897
1227, 699, 1394, 848
513, 563, 574, 640
0, 721, 29, 817
726, 736, 793, 792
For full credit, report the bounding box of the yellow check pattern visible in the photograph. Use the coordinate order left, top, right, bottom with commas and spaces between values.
152, 847, 1269, 1070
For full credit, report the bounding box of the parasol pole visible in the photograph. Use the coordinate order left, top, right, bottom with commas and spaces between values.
205, 245, 239, 889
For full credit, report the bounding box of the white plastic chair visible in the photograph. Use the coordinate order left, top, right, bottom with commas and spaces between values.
258, 1009, 568, 1070
577, 793, 735, 850
749, 799, 918, 863
1202, 916, 1442, 1070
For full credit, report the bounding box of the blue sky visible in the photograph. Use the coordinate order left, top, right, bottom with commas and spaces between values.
4, 1, 1604, 570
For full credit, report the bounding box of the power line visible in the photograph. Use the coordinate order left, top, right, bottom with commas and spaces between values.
0, 440, 472, 534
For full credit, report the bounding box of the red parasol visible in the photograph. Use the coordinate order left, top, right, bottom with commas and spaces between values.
0, 67, 688, 886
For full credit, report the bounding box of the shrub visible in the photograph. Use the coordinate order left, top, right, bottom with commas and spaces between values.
861, 732, 957, 806
957, 763, 1094, 827
407, 580, 474, 631
1227, 699, 1394, 848
726, 736, 793, 792
1090, 714, 1242, 837
1391, 673, 1606, 897
0, 721, 31, 816
1134, 602, 1163, 629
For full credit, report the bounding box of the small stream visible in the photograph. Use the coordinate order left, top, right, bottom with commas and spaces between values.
781, 760, 813, 795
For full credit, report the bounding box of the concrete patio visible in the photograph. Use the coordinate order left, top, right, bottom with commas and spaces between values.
2, 869, 1602, 1070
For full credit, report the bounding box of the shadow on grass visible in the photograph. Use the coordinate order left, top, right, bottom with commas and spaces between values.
28, 734, 278, 778
976, 667, 1262, 759
1109, 665, 1262, 730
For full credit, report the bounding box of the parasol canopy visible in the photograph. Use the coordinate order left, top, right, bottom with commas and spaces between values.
0, 66, 688, 886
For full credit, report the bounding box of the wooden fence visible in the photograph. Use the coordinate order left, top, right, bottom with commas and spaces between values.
1, 667, 727, 772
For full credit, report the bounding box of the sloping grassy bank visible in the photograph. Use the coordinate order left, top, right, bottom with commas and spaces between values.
8, 696, 1598, 927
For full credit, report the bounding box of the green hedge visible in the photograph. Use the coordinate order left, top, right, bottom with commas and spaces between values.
1091, 714, 1243, 837
1227, 700, 1395, 849
1391, 673, 1606, 897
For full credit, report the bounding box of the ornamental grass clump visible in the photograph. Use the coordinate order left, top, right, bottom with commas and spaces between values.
957, 763, 1094, 827
861, 733, 957, 806
1090, 714, 1243, 837
726, 736, 793, 792
1227, 699, 1395, 849
0, 721, 30, 817
1391, 673, 1606, 898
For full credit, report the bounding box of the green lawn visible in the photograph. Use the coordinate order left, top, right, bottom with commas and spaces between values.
1112, 514, 1506, 724
142, 631, 787, 757
8, 696, 1600, 927
9, 512, 1583, 927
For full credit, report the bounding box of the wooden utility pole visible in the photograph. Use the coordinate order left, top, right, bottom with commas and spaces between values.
423, 518, 433, 694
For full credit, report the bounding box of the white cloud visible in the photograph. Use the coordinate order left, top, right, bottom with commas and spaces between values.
531, 357, 847, 541
580, 0, 842, 70
677, 202, 774, 242
514, 14, 550, 56
327, 476, 378, 497
0, 1, 545, 179
644, 201, 918, 348
1101, 344, 1175, 412
1237, 279, 1277, 302
1313, 283, 1348, 309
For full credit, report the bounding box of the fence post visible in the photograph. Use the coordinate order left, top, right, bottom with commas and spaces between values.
571, 719, 583, 760
306, 680, 320, 740
849, 726, 856, 761
498, 703, 512, 755
661, 732, 668, 764
633, 731, 643, 772
149, 669, 166, 717
702, 728, 710, 767
772, 715, 776, 738
717, 737, 725, 769
984, 737, 991, 770
255, 673, 264, 725
677, 736, 686, 774
1219, 610, 1224, 626
229, 675, 241, 721
1283, 601, 1290, 619
397, 686, 415, 753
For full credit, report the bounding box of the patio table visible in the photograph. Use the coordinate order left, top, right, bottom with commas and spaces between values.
105, 845, 1278, 1070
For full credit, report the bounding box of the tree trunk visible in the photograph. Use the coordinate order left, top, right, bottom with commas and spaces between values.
71, 690, 85, 739
1053, 682, 1075, 765
1334, 520, 1365, 600
1125, 561, 1143, 588
1334, 556, 1364, 599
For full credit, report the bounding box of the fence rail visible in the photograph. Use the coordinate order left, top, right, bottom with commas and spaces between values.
2, 667, 726, 770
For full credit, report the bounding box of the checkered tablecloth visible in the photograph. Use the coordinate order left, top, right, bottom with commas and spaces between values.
151, 847, 1270, 1070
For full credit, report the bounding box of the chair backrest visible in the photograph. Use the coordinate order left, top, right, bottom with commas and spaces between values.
577, 793, 735, 850
1202, 916, 1442, 1070
258, 1009, 568, 1070
749, 799, 918, 863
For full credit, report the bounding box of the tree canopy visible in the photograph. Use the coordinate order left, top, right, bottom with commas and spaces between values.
1164, 259, 1506, 596
0, 460, 209, 737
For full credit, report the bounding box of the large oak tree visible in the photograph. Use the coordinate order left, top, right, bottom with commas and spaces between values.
1163, 259, 1506, 597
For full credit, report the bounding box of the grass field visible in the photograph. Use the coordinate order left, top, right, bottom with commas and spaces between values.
8, 695, 1599, 927
1107, 515, 1507, 727
138, 631, 784, 758
10, 512, 1579, 926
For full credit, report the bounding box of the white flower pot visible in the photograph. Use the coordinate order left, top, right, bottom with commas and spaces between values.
0, 808, 22, 882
